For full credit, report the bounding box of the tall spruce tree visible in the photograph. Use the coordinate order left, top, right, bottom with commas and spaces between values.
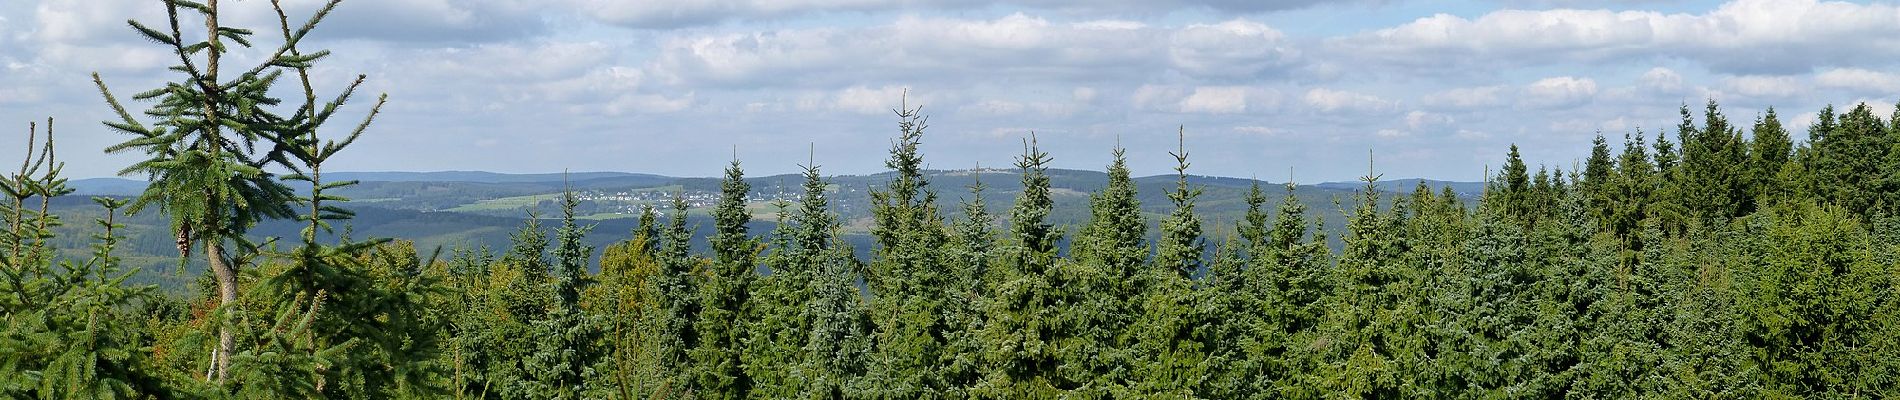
741, 200, 806, 399
941, 168, 995, 396
648, 194, 699, 392
1812, 103, 1892, 219
864, 100, 952, 398
1583, 135, 1617, 227
1065, 141, 1148, 392
1748, 108, 1793, 204
1678, 100, 1752, 222
1498, 145, 1532, 223
791, 159, 869, 398
1123, 130, 1210, 397
1311, 154, 1411, 397
690, 158, 756, 400
977, 135, 1078, 397
521, 190, 599, 400
92, 0, 363, 379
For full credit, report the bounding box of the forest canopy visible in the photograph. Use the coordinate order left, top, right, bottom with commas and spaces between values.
3, 0, 1900, 399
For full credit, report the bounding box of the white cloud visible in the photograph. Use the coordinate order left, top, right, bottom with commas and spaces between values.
1233, 125, 1278, 136
1180, 86, 1251, 114
1132, 85, 1277, 114
1167, 19, 1299, 79
1524, 76, 1597, 108
1724, 75, 1804, 99
1304, 87, 1394, 113
645, 14, 1168, 89
1423, 85, 1507, 109
832, 85, 911, 114
1405, 110, 1453, 129
641, 13, 1316, 91
1641, 67, 1684, 92
575, 0, 1344, 28
1815, 68, 1900, 94
1331, 0, 1900, 73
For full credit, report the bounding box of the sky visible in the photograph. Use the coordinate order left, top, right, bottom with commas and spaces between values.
4, 0, 1900, 182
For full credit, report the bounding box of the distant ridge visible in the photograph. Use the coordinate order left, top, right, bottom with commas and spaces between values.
71, 170, 1485, 198
326, 171, 667, 184
69, 178, 148, 196
1313, 178, 1486, 196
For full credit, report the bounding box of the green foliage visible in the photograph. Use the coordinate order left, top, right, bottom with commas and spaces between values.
690, 160, 756, 399
1122, 130, 1210, 397
25, 25, 1900, 396
864, 102, 954, 398
977, 135, 1084, 398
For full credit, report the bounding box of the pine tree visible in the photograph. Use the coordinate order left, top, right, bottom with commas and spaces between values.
1123, 130, 1210, 397
1062, 141, 1149, 393
864, 100, 953, 398
690, 159, 756, 400
740, 201, 805, 399
1748, 108, 1793, 205
1498, 144, 1532, 222
940, 169, 995, 396
647, 194, 699, 392
791, 159, 868, 398
521, 191, 600, 399
92, 0, 362, 379
0, 123, 171, 398
977, 135, 1075, 397
1582, 135, 1617, 228
1812, 103, 1892, 219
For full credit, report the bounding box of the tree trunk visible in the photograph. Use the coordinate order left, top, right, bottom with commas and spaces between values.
208, 239, 236, 381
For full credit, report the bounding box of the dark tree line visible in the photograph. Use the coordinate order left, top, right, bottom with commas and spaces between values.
5, 1, 1900, 398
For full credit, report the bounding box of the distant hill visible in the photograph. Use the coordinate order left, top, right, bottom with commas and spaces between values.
327, 171, 671, 184
70, 178, 148, 196
1314, 178, 1486, 196
53, 169, 1481, 292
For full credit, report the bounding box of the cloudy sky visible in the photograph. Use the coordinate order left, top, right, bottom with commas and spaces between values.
4, 0, 1900, 182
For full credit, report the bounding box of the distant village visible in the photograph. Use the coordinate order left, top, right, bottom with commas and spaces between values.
568, 187, 823, 215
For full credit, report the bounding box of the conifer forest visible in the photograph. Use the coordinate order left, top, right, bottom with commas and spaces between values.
5, 0, 1900, 399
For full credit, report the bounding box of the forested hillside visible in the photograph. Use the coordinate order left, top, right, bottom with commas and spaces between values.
4, 0, 1900, 399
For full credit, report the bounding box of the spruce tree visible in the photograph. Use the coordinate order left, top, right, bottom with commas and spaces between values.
1154, 130, 1206, 279
690, 158, 756, 400
1812, 103, 1892, 219
648, 194, 698, 392
0, 123, 170, 398
864, 101, 952, 398
1678, 100, 1751, 222
1582, 135, 1616, 227
977, 135, 1076, 397
92, 0, 360, 379
791, 159, 868, 398
740, 201, 805, 398
1064, 142, 1148, 392
522, 191, 599, 399
1747, 108, 1793, 205
1205, 181, 1272, 398
940, 169, 995, 396
1123, 130, 1209, 397
1311, 154, 1410, 397
1497, 144, 1532, 222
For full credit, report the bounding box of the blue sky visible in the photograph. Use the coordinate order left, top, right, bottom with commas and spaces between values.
4, 0, 1900, 182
